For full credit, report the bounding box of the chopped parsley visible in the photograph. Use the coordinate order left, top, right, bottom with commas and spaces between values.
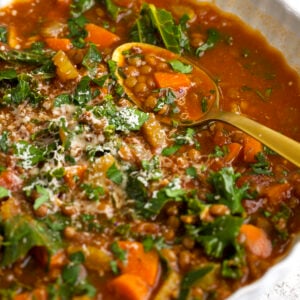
82, 43, 102, 76
0, 131, 9, 153
106, 163, 123, 185
196, 28, 220, 56
251, 152, 272, 175
81, 183, 105, 201
33, 185, 50, 210
169, 59, 193, 74
207, 167, 249, 215
0, 26, 8, 43
67, 15, 88, 48
0, 187, 10, 199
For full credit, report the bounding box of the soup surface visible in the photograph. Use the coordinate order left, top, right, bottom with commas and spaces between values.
0, 0, 300, 299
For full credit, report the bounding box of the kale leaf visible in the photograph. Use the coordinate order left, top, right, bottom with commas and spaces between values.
169, 59, 193, 74
70, 0, 95, 17
0, 187, 10, 199
130, 3, 189, 54
0, 215, 62, 267
142, 179, 186, 218
207, 167, 249, 215
0, 69, 17, 81
196, 28, 220, 56
73, 76, 93, 106
106, 163, 123, 185
251, 152, 272, 175
178, 265, 214, 300
67, 15, 88, 48
0, 131, 9, 153
0, 49, 52, 65
195, 215, 244, 259
82, 43, 102, 76
1, 74, 44, 106
100, 0, 122, 21
0, 26, 8, 43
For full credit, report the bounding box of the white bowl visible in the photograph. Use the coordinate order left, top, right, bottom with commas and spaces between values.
207, 1, 300, 299
0, 0, 299, 298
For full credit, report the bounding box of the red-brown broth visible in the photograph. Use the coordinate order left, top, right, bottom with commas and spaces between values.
0, 0, 299, 299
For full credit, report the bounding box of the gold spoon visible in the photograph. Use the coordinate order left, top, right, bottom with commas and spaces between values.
112, 42, 300, 167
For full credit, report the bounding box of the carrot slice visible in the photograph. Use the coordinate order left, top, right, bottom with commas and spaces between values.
108, 273, 150, 300
224, 142, 242, 163
118, 241, 159, 286
263, 182, 292, 205
153, 72, 191, 90
85, 23, 120, 48
243, 135, 263, 163
64, 165, 87, 188
13, 288, 47, 300
240, 224, 272, 258
45, 37, 72, 52
0, 170, 23, 191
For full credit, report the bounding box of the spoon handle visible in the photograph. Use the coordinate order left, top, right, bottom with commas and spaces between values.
206, 110, 300, 167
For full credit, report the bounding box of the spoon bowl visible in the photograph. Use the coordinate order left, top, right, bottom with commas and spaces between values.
112, 42, 300, 167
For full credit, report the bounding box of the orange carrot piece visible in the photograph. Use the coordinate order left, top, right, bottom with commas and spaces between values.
85, 23, 120, 48
0, 170, 23, 192
153, 72, 191, 90
108, 273, 150, 300
45, 37, 72, 52
114, 0, 132, 7
64, 165, 87, 188
240, 224, 272, 258
224, 143, 242, 163
118, 241, 159, 286
243, 135, 263, 163
49, 250, 67, 269
13, 288, 47, 300
263, 182, 292, 205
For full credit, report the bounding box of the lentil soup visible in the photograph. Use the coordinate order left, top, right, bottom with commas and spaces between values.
0, 0, 299, 299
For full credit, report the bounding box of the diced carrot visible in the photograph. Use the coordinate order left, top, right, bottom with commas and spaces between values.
56, 0, 71, 5
33, 248, 67, 270
263, 182, 292, 205
13, 288, 47, 300
0, 170, 23, 191
0, 197, 21, 220
114, 0, 132, 7
85, 23, 120, 48
49, 250, 67, 269
108, 273, 150, 300
64, 165, 87, 188
118, 241, 160, 287
13, 293, 31, 300
224, 143, 243, 163
32, 288, 47, 300
243, 135, 263, 163
8, 25, 18, 49
240, 224, 272, 258
94, 154, 116, 175
45, 37, 72, 52
153, 72, 191, 90
118, 144, 135, 163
